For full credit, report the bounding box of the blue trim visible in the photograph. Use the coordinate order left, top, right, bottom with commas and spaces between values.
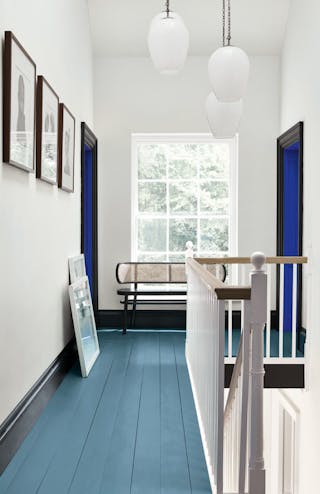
283, 144, 299, 332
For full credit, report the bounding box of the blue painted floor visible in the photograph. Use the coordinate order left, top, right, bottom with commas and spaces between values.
0, 332, 211, 494
225, 329, 304, 358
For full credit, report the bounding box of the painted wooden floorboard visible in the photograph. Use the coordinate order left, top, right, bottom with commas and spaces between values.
130, 333, 161, 494
159, 333, 192, 494
68, 334, 135, 494
96, 333, 147, 494
0, 332, 211, 494
173, 334, 212, 494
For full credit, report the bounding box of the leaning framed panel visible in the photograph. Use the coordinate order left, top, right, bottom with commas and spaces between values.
3, 31, 36, 172
36, 76, 59, 184
58, 103, 75, 192
69, 276, 100, 377
69, 254, 86, 284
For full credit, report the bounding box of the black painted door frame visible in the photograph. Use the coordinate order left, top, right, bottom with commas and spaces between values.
81, 122, 98, 314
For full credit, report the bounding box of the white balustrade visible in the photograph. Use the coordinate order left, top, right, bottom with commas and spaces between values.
186, 253, 269, 494
186, 260, 225, 494
196, 257, 306, 364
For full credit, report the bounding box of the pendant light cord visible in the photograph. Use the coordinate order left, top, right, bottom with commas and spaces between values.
227, 0, 231, 46
165, 0, 170, 17
222, 0, 226, 46
222, 0, 231, 46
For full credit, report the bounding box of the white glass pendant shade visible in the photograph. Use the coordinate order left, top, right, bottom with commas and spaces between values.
208, 46, 250, 102
148, 12, 189, 75
206, 92, 242, 138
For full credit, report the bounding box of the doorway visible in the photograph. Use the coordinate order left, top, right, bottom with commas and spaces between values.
81, 123, 98, 314
277, 122, 303, 343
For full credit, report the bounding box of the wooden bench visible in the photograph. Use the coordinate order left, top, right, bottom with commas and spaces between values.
116, 262, 226, 334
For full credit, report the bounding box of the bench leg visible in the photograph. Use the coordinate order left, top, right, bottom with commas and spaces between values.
132, 295, 137, 328
123, 296, 128, 335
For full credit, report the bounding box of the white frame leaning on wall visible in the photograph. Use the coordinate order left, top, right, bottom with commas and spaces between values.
131, 133, 239, 262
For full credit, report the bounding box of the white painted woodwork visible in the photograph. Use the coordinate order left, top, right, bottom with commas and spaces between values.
186, 253, 269, 494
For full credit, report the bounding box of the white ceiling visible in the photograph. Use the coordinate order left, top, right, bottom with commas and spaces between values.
88, 0, 290, 57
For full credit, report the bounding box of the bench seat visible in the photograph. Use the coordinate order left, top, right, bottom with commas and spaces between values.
116, 262, 226, 334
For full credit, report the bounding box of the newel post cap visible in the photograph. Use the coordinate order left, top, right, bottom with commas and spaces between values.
251, 252, 266, 271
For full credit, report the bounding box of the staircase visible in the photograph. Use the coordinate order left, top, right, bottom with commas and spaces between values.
185, 253, 307, 494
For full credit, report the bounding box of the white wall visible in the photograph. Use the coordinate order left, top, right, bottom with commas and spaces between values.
94, 55, 280, 309
0, 0, 93, 424
278, 0, 320, 491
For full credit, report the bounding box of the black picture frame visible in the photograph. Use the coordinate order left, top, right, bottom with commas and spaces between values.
3, 31, 36, 172
277, 121, 304, 333
36, 76, 59, 184
58, 103, 75, 192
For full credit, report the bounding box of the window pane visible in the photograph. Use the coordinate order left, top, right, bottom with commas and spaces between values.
138, 218, 167, 251
199, 143, 229, 179
138, 144, 166, 179
200, 218, 229, 252
137, 253, 167, 262
169, 218, 197, 251
167, 143, 198, 159
138, 182, 167, 213
168, 253, 186, 262
169, 159, 197, 179
169, 182, 197, 214
200, 181, 229, 214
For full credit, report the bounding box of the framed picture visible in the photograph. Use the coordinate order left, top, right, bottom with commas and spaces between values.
3, 31, 36, 172
58, 104, 75, 192
69, 276, 100, 377
36, 76, 59, 184
69, 254, 86, 284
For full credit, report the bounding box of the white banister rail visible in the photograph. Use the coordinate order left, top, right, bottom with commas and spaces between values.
186, 253, 268, 494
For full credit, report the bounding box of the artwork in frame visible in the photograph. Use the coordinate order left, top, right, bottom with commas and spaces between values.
69, 276, 100, 377
36, 76, 59, 184
58, 103, 75, 192
3, 31, 36, 172
69, 254, 86, 284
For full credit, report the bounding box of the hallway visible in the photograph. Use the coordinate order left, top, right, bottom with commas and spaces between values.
0, 332, 211, 494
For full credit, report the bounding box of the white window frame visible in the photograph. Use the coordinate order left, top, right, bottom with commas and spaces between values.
131, 133, 238, 262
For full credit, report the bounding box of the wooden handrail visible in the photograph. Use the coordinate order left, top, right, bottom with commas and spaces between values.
187, 258, 251, 300
196, 256, 308, 265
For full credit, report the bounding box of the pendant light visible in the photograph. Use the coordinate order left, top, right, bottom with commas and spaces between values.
148, 0, 189, 75
206, 92, 242, 138
208, 0, 250, 102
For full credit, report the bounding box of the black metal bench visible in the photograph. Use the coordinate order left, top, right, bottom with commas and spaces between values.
116, 262, 226, 334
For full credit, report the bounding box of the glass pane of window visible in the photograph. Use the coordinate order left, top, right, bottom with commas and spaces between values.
138, 182, 167, 214
137, 253, 167, 262
169, 218, 197, 251
138, 218, 167, 251
200, 218, 229, 252
169, 182, 197, 214
168, 159, 197, 179
138, 144, 166, 179
168, 253, 186, 262
200, 180, 229, 214
199, 143, 229, 179
167, 143, 198, 159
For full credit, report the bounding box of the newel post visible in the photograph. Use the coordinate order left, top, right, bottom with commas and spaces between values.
249, 252, 267, 494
